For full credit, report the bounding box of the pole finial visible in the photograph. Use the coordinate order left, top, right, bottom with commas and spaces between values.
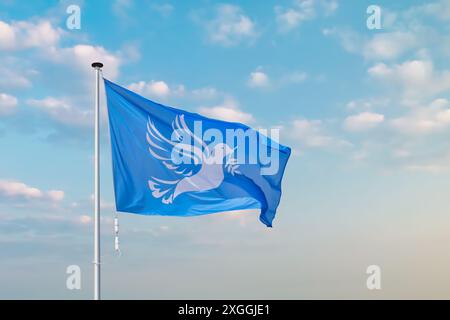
91, 62, 103, 69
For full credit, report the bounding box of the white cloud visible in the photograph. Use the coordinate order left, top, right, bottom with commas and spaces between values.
346, 100, 371, 110
0, 21, 15, 50
0, 66, 32, 88
322, 27, 359, 50
323, 2, 450, 171
368, 60, 450, 101
0, 20, 62, 51
79, 215, 92, 225
112, 0, 134, 21
363, 32, 418, 60
402, 149, 450, 173
247, 69, 308, 88
248, 71, 269, 88
27, 97, 92, 128
324, 28, 418, 61
344, 112, 385, 131
291, 118, 351, 148
198, 99, 254, 124
275, 0, 338, 32
404, 163, 449, 173
0, 93, 17, 115
368, 63, 392, 78
0, 18, 122, 142
127, 80, 224, 103
47, 190, 65, 202
409, 0, 450, 22
0, 18, 121, 86
191, 87, 219, 100
127, 80, 186, 100
275, 0, 316, 32
391, 98, 450, 135
205, 4, 257, 46
0, 179, 64, 202
346, 98, 390, 111
0, 180, 42, 199
291, 119, 331, 147
47, 44, 121, 80
324, 1, 450, 62
281, 71, 308, 84
322, 0, 339, 16
128, 80, 169, 97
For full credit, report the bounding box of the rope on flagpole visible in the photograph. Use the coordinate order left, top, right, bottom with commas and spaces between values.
114, 213, 122, 257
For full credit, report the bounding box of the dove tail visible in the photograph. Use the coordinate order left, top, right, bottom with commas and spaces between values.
148, 177, 179, 204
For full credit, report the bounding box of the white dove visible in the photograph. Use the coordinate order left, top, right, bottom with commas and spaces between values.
146, 114, 240, 204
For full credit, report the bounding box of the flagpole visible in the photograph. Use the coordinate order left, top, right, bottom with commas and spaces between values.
91, 61, 103, 300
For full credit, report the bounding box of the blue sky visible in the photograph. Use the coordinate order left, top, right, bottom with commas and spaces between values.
1, 0, 450, 299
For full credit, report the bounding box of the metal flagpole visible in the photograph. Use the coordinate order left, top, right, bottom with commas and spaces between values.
91, 62, 103, 300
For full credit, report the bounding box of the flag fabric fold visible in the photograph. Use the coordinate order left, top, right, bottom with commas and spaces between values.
104, 79, 291, 227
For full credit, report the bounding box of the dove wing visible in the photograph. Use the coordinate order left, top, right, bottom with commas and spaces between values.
172, 114, 210, 156
146, 115, 204, 177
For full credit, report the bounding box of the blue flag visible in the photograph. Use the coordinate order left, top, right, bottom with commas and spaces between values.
104, 79, 291, 227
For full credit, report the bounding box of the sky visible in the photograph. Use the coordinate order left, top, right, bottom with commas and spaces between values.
0, 0, 450, 299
